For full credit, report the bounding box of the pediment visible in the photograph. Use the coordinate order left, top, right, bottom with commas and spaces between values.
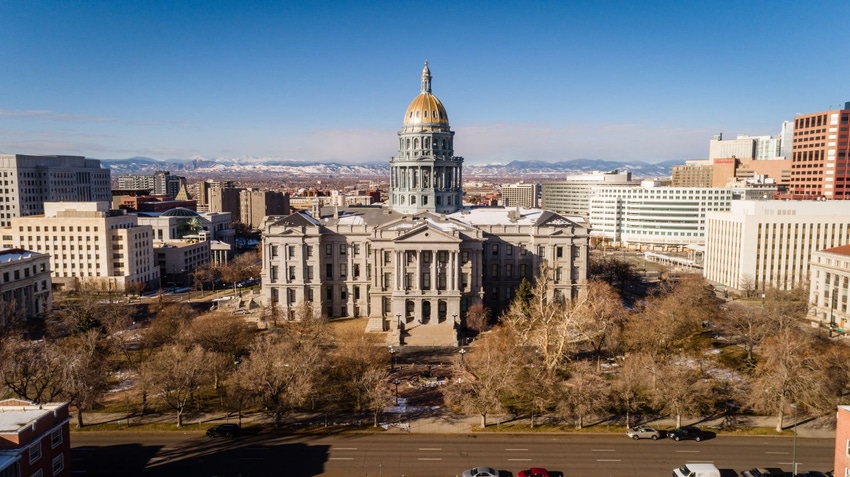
393, 223, 463, 244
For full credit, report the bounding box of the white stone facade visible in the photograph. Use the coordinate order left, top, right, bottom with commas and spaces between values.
0, 249, 51, 320
809, 245, 850, 329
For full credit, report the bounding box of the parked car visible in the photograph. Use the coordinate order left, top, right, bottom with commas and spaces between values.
626, 425, 663, 440
232, 309, 250, 315
667, 426, 705, 441
206, 423, 240, 438
740, 468, 781, 477
518, 468, 550, 477
462, 467, 499, 477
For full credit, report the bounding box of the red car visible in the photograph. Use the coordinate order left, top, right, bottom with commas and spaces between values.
518, 469, 550, 477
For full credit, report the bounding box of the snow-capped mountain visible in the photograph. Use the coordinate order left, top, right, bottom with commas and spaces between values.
100, 156, 677, 179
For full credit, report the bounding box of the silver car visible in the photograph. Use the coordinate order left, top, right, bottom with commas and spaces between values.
626, 425, 662, 440
462, 467, 499, 477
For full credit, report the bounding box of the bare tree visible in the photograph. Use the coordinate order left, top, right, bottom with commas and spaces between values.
183, 312, 253, 389
60, 329, 111, 428
738, 274, 756, 298
0, 337, 65, 403
648, 354, 712, 428
142, 344, 213, 427
464, 303, 491, 333
749, 328, 835, 431
609, 352, 651, 428
444, 327, 522, 428
234, 333, 325, 427
720, 302, 777, 364
558, 360, 610, 429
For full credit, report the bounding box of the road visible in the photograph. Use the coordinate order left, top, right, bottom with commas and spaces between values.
71, 432, 834, 477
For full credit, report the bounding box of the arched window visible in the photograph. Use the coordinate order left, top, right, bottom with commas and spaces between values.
410, 195, 416, 205
424, 110, 428, 118
406, 138, 411, 149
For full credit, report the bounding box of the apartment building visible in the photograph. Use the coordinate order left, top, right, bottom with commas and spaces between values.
0, 400, 71, 477
788, 103, 850, 199
0, 249, 51, 321
117, 170, 187, 198
2, 202, 159, 293
239, 189, 290, 230
0, 154, 110, 228
704, 200, 850, 293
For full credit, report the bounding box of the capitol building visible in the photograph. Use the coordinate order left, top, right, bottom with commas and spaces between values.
260, 63, 590, 346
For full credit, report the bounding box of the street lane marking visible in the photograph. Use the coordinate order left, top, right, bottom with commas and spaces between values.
506, 448, 528, 451
335, 448, 358, 450
766, 451, 789, 454
676, 450, 700, 453
330, 457, 354, 460
419, 448, 442, 451
597, 459, 622, 462
591, 449, 615, 452
418, 458, 442, 461
508, 459, 532, 461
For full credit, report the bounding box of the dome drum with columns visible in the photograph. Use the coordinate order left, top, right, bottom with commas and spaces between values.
260, 63, 590, 347
390, 61, 464, 215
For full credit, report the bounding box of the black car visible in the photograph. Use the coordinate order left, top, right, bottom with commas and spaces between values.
206, 423, 240, 438
667, 426, 704, 441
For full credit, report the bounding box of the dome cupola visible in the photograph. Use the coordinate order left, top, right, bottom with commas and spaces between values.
402, 61, 450, 131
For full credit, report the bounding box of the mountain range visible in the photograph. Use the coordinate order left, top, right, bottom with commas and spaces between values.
100, 156, 681, 179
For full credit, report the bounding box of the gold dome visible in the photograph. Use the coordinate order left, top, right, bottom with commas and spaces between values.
402, 61, 449, 129
403, 93, 449, 127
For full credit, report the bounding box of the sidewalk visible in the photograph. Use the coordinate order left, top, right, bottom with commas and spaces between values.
74, 410, 836, 439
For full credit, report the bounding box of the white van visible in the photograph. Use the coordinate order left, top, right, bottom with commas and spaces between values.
673, 463, 720, 477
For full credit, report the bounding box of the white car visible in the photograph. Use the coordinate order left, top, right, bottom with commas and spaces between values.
232, 309, 250, 315
462, 467, 499, 477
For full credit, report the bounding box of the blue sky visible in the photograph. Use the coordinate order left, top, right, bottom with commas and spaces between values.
2, 1, 849, 165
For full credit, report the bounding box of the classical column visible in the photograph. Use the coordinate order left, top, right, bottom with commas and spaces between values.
431, 250, 438, 291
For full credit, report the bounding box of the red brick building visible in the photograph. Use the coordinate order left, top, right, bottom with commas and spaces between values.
0, 400, 71, 477
836, 406, 850, 477
789, 104, 850, 199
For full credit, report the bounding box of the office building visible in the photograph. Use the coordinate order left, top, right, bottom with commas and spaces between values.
540, 171, 634, 217
137, 207, 236, 265
704, 200, 850, 293
500, 183, 538, 208
788, 103, 850, 199
589, 183, 734, 250
0, 154, 111, 228
2, 202, 159, 293
117, 170, 188, 198
239, 189, 290, 230
261, 63, 589, 346
671, 157, 790, 190
0, 249, 51, 321
809, 244, 850, 329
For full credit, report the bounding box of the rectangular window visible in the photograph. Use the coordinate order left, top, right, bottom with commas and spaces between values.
506, 264, 513, 278
306, 266, 314, 280
353, 244, 360, 255
422, 272, 431, 290
491, 264, 499, 277
288, 246, 295, 258
406, 251, 415, 264
423, 251, 431, 263
384, 251, 392, 264
307, 245, 314, 257
339, 263, 347, 278
340, 287, 347, 300
383, 272, 391, 289
520, 263, 527, 277
439, 251, 447, 263
353, 264, 360, 279
326, 287, 333, 300
492, 244, 499, 255
307, 288, 314, 301
325, 244, 332, 255
340, 244, 346, 255
461, 251, 469, 263
326, 264, 333, 279
354, 285, 360, 300
29, 441, 41, 464
556, 246, 563, 258
288, 266, 296, 281
405, 272, 413, 290
520, 244, 527, 255
506, 244, 513, 255
52, 455, 63, 476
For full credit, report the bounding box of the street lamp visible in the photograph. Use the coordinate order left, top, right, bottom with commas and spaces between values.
389, 346, 397, 372
459, 347, 466, 365
392, 378, 400, 405
790, 403, 798, 476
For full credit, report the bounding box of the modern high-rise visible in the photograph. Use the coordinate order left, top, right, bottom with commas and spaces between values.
239, 189, 290, 230
0, 154, 111, 227
261, 63, 589, 346
541, 171, 634, 217
117, 170, 188, 198
501, 182, 538, 208
788, 103, 850, 199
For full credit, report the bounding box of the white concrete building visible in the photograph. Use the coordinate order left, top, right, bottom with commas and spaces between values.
0, 154, 111, 227
809, 244, 850, 330
704, 200, 850, 293
589, 183, 734, 250
541, 171, 635, 217
501, 182, 539, 208
1, 202, 159, 293
0, 248, 51, 320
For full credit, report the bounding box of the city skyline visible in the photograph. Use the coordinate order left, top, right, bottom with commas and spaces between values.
2, 1, 849, 165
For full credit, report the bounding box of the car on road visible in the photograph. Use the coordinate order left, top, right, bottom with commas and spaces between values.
462, 466, 499, 477
232, 309, 250, 315
626, 425, 663, 440
667, 426, 705, 441
517, 468, 550, 477
740, 468, 781, 477
206, 423, 240, 438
